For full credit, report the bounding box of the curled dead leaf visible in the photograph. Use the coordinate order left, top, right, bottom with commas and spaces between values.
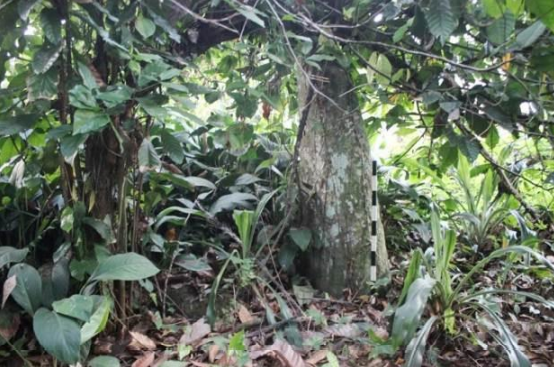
130, 331, 157, 350
132, 351, 155, 367
250, 339, 308, 367
2, 275, 16, 308
306, 349, 328, 366
180, 317, 211, 346
238, 305, 254, 324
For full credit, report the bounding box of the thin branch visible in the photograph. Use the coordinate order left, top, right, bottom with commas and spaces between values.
168, 0, 239, 34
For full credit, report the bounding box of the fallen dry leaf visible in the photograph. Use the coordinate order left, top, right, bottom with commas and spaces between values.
0, 312, 19, 341
306, 349, 328, 366
238, 305, 254, 323
132, 352, 155, 367
2, 275, 16, 308
180, 318, 211, 346
130, 331, 157, 350
208, 344, 220, 363
250, 339, 308, 367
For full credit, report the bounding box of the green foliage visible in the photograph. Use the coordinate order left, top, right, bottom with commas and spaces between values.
33, 308, 81, 364
88, 253, 160, 282
0, 0, 553, 364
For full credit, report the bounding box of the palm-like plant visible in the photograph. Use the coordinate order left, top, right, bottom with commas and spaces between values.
390, 208, 554, 367
452, 156, 510, 249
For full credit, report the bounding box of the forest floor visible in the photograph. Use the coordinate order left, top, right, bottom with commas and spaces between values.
5, 258, 553, 367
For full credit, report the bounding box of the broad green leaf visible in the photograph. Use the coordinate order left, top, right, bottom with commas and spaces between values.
8, 264, 42, 315
424, 0, 458, 42
486, 11, 515, 45
0, 114, 39, 136
90, 253, 159, 282
136, 14, 156, 38
514, 21, 546, 50
61, 134, 88, 161
27, 68, 58, 101
33, 308, 81, 364
368, 53, 393, 86
0, 247, 29, 269
526, 0, 554, 32
143, 4, 181, 42
88, 356, 120, 367
40, 8, 62, 44
482, 0, 504, 18
289, 228, 312, 251
137, 95, 168, 119
391, 276, 436, 346
81, 296, 112, 344
77, 62, 99, 90
53, 295, 95, 322
138, 138, 161, 173
209, 193, 258, 215
229, 330, 246, 351
69, 85, 97, 109
41, 259, 71, 307
404, 316, 438, 367
32, 43, 64, 74
73, 110, 110, 135
160, 130, 184, 164
97, 85, 133, 108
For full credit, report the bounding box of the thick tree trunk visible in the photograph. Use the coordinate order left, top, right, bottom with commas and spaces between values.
298, 63, 389, 296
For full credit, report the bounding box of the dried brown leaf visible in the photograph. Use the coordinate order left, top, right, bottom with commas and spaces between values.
306, 349, 328, 366
130, 331, 157, 350
238, 305, 254, 323
251, 339, 308, 367
132, 352, 155, 367
2, 275, 16, 308
180, 318, 211, 346
0, 312, 19, 341
208, 344, 220, 363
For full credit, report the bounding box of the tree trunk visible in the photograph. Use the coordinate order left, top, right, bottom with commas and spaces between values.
298, 63, 389, 296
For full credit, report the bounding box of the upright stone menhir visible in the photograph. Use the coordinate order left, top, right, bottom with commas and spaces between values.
297, 62, 389, 296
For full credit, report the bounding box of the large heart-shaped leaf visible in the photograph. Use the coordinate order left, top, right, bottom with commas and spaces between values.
73, 110, 110, 135
8, 264, 42, 315
33, 308, 81, 364
53, 295, 95, 322
90, 253, 159, 282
